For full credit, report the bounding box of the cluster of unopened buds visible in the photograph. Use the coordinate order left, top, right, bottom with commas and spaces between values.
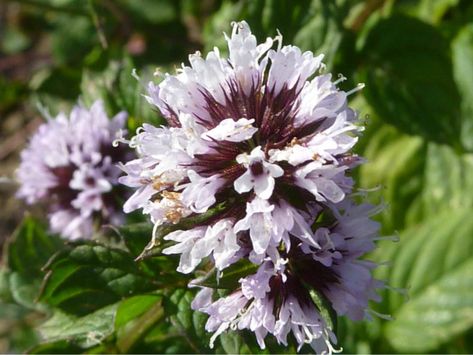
117, 21, 387, 353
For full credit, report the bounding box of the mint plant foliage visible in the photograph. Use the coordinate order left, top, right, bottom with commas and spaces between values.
1, 1, 473, 354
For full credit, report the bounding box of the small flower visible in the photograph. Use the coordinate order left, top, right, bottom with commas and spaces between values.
181, 171, 225, 213
234, 146, 284, 199
202, 118, 258, 142
17, 100, 131, 239
293, 160, 348, 203
233, 197, 277, 257
162, 218, 240, 273
120, 21, 386, 353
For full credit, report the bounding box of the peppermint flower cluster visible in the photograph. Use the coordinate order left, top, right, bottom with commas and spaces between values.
120, 22, 384, 353
17, 100, 130, 239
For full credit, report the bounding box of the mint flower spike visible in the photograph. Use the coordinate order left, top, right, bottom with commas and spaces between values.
120, 21, 385, 353
17, 100, 131, 239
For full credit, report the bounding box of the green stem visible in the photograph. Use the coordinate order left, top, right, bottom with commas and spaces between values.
116, 299, 164, 353
87, 0, 108, 49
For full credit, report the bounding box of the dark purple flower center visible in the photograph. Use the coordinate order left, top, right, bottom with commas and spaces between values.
46, 142, 131, 222
267, 271, 323, 320
49, 165, 78, 209
249, 161, 264, 176
287, 242, 341, 296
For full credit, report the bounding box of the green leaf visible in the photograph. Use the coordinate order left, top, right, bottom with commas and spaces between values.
204, 0, 311, 52
38, 303, 118, 348
202, 0, 240, 53
39, 242, 159, 315
0, 300, 39, 353
219, 331, 253, 354
358, 124, 426, 231
386, 258, 473, 352
293, 1, 351, 72
114, 222, 153, 257
358, 15, 462, 147
115, 294, 162, 330
382, 209, 473, 352
1, 26, 31, 54
0, 268, 12, 302
359, 125, 473, 234
81, 58, 162, 129
417, 0, 459, 24
0, 75, 27, 113
34, 66, 82, 101
165, 289, 210, 352
452, 23, 473, 152
5, 216, 64, 279
128, 290, 211, 354
117, 0, 177, 24
8, 272, 43, 310
28, 340, 83, 354
2, 217, 64, 311
50, 15, 95, 65
113, 222, 182, 284
217, 328, 301, 354
203, 0, 353, 73
422, 143, 473, 215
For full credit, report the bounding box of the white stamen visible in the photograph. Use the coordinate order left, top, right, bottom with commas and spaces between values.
353, 259, 377, 268
363, 203, 387, 217
333, 74, 347, 86
385, 285, 409, 300
377, 260, 393, 267
238, 300, 255, 318
112, 129, 130, 147
357, 185, 383, 193
153, 67, 164, 77
151, 222, 161, 245
303, 325, 315, 342
346, 83, 365, 96
36, 101, 53, 121
275, 29, 283, 51
323, 330, 343, 355
373, 234, 400, 242
367, 309, 394, 321
230, 21, 238, 36
132, 68, 141, 81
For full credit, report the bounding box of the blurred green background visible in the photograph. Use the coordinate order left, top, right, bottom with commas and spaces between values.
1, 0, 473, 353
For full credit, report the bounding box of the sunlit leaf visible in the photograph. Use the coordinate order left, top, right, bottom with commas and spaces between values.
115, 295, 164, 353
452, 23, 473, 151
38, 303, 118, 348
386, 258, 473, 352
422, 143, 473, 215
382, 209, 473, 352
